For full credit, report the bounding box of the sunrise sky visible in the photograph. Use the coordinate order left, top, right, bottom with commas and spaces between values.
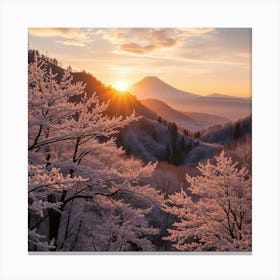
28, 28, 251, 97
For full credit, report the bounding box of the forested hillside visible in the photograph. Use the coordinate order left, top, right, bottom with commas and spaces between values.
28, 50, 199, 165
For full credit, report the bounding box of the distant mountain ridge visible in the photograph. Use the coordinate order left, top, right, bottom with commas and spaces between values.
28, 51, 199, 165
28, 50, 251, 166
129, 76, 251, 120
206, 93, 250, 99
141, 98, 195, 122
141, 98, 230, 131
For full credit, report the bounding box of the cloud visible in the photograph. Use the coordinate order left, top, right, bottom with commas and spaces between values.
29, 28, 80, 38
98, 27, 250, 65
28, 28, 91, 47
57, 40, 85, 47
99, 28, 215, 55
178, 28, 215, 37
120, 43, 154, 54
177, 28, 251, 64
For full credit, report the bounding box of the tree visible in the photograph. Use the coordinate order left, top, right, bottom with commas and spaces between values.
28, 164, 86, 250
28, 57, 162, 251
170, 122, 178, 136
163, 151, 251, 251
179, 136, 186, 150
233, 122, 241, 140
183, 129, 189, 136
194, 131, 200, 139
171, 141, 181, 165
165, 144, 171, 162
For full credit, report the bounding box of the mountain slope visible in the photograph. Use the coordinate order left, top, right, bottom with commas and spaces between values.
140, 98, 194, 122
206, 93, 249, 99
201, 115, 252, 145
129, 76, 251, 120
28, 50, 157, 120
164, 97, 251, 121
129, 76, 199, 101
141, 99, 230, 131
29, 50, 210, 165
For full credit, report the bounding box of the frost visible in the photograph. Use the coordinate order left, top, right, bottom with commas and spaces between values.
163, 151, 251, 251
28, 57, 161, 251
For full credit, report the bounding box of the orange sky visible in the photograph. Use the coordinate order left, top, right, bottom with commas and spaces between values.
29, 28, 251, 97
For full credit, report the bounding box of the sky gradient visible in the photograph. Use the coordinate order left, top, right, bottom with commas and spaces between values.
29, 28, 251, 97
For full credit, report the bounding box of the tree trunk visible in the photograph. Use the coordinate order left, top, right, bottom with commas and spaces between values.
47, 194, 60, 250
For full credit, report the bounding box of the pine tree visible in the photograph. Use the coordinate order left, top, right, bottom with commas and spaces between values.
180, 136, 186, 150
194, 131, 200, 138
233, 122, 241, 139
165, 144, 171, 162
183, 129, 189, 136
170, 122, 178, 136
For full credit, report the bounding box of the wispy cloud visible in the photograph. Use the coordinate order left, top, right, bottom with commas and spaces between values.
29, 28, 82, 38
98, 28, 215, 55
57, 40, 85, 47
120, 43, 154, 54
28, 28, 91, 47
177, 28, 251, 64
97, 28, 251, 65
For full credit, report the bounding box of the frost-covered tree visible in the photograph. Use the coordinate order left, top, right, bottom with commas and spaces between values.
163, 151, 251, 251
28, 57, 162, 251
28, 164, 87, 250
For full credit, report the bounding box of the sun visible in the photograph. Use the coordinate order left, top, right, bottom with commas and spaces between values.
115, 80, 129, 92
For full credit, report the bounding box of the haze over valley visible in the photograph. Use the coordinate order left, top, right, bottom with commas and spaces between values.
130, 76, 251, 121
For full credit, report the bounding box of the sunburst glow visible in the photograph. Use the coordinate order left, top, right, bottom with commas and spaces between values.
115, 80, 129, 91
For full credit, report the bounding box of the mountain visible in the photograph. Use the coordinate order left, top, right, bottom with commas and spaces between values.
140, 98, 194, 121
28, 50, 206, 165
129, 76, 251, 120
201, 115, 252, 145
28, 50, 157, 120
70, 72, 157, 119
206, 93, 249, 99
185, 116, 252, 164
117, 117, 196, 164
129, 76, 199, 101
28, 50, 249, 166
183, 112, 230, 128
207, 93, 235, 98
176, 97, 251, 120
141, 98, 229, 131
